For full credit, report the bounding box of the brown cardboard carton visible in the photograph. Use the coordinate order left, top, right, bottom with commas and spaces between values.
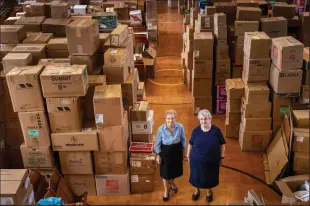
104, 35, 134, 64
243, 32, 271, 59
98, 112, 128, 152
225, 111, 241, 126
59, 151, 93, 174
6, 65, 45, 112
236, 7, 262, 21
0, 44, 17, 60
293, 152, 309, 172
23, 33, 53, 44
193, 60, 213, 79
192, 78, 212, 96
293, 110, 309, 128
4, 17, 22, 25
225, 122, 239, 138
0, 180, 30, 204
46, 97, 82, 133
300, 12, 310, 35
260, 17, 287, 38
244, 83, 269, 103
94, 151, 128, 174
14, 16, 46, 32
241, 117, 272, 131
236, 0, 259, 7
242, 57, 270, 83
47, 38, 68, 50
292, 128, 309, 153
42, 19, 72, 37
130, 153, 156, 175
186, 68, 192, 91
239, 124, 272, 151
271, 36, 304, 70
51, 125, 98, 152
20, 144, 54, 169
232, 43, 243, 65
225, 78, 245, 99
130, 174, 155, 193
216, 59, 230, 73
193, 96, 213, 115
37, 58, 70, 67
2, 53, 33, 74
216, 45, 229, 60
95, 173, 130, 196
242, 97, 272, 118
103, 64, 129, 84
11, 44, 47, 64
206, 6, 217, 15
30, 3, 46, 16
300, 85, 309, 104
132, 134, 152, 142
227, 98, 241, 113
272, 4, 296, 18
214, 26, 227, 39
131, 101, 149, 121
18, 111, 50, 147
104, 48, 128, 67
64, 175, 96, 196
110, 25, 129, 46
70, 54, 102, 74
214, 13, 226, 26
47, 50, 69, 58
66, 19, 100, 55
216, 69, 231, 85
269, 64, 302, 94
51, 3, 70, 19
198, 14, 214, 30
194, 32, 213, 60
272, 93, 292, 122
94, 85, 124, 127
234, 21, 259, 36
40, 65, 88, 97
0, 25, 27, 44
214, 2, 237, 26
121, 69, 138, 108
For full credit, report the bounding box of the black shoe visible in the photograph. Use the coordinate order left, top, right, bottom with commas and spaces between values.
163, 189, 170, 202
170, 183, 178, 193
206, 191, 213, 202
192, 190, 200, 201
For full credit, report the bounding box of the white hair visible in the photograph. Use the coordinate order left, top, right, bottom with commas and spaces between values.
165, 109, 177, 118
198, 109, 212, 119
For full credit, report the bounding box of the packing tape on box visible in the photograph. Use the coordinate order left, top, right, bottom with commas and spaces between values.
76, 20, 87, 37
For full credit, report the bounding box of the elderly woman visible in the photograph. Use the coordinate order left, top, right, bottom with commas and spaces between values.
187, 109, 226, 202
154, 109, 186, 202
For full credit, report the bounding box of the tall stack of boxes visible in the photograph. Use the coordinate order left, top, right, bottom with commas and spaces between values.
192, 32, 213, 115
214, 13, 230, 115
301, 47, 309, 104
225, 78, 244, 139
239, 32, 273, 152
299, 12, 309, 47
185, 25, 194, 90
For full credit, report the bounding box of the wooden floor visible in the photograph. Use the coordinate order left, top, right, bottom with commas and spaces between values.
88, 1, 282, 204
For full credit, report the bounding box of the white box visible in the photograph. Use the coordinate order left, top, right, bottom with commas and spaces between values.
131, 110, 154, 135
73, 5, 87, 15
130, 10, 142, 25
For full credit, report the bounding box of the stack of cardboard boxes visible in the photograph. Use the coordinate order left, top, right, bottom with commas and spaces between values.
47, 38, 69, 58
225, 78, 244, 139
272, 3, 297, 38
214, 13, 230, 115
192, 32, 213, 115
260, 17, 288, 38
301, 47, 309, 104
184, 25, 194, 89
299, 12, 309, 47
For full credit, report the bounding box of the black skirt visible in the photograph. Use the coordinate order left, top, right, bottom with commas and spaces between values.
159, 142, 183, 180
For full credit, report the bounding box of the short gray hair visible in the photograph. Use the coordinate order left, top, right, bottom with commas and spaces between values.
165, 109, 177, 118
198, 109, 212, 119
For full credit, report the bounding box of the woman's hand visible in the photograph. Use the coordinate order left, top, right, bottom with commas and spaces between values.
156, 155, 161, 164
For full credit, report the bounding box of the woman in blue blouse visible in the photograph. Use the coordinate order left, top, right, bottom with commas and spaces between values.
187, 109, 226, 202
154, 109, 186, 202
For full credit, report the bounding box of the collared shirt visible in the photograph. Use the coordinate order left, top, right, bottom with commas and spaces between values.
154, 122, 187, 154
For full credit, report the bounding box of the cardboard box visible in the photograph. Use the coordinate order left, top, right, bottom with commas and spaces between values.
193, 78, 212, 96
94, 85, 124, 127
121, 70, 137, 108
30, 3, 46, 16
300, 85, 309, 104
131, 174, 155, 193
23, 33, 53, 44
293, 152, 309, 172
214, 2, 237, 25
198, 14, 214, 30
14, 16, 46, 32
236, 7, 262, 21
51, 3, 70, 19
293, 110, 309, 128
292, 128, 309, 153
66, 19, 100, 55
243, 32, 271, 59
271, 36, 304, 70
4, 17, 22, 25
37, 58, 70, 67
242, 57, 270, 83
216, 100, 227, 114
234, 21, 259, 36
272, 4, 296, 18
42, 18, 72, 37
206, 6, 217, 15
104, 48, 128, 67
244, 83, 269, 103
232, 43, 243, 66
132, 134, 152, 142
216, 85, 227, 100
20, 144, 54, 169
216, 59, 230, 74
242, 97, 272, 118
103, 64, 129, 84
130, 153, 155, 175
132, 110, 154, 135
226, 111, 241, 126
193, 60, 213, 79
214, 13, 226, 26
225, 123, 239, 138
98, 112, 128, 152
47, 50, 69, 58
0, 25, 27, 44
216, 45, 229, 60
70, 53, 103, 75
59, 151, 93, 174
0, 180, 32, 205
46, 97, 82, 133
0, 44, 17, 60
239, 125, 272, 151
94, 151, 128, 174
236, 0, 259, 7
18, 111, 50, 147
260, 17, 288, 38
225, 78, 245, 99
11, 44, 47, 64
2, 53, 33, 74
214, 26, 227, 39
241, 117, 271, 131
272, 93, 292, 122
110, 25, 128, 46
47, 38, 67, 50
6, 65, 45, 112
193, 96, 213, 115
193, 32, 213, 60
227, 99, 241, 113
131, 101, 149, 121
92, 12, 118, 31
300, 12, 310, 35
269, 64, 302, 95
64, 175, 97, 196
51, 126, 99, 151
40, 65, 88, 97
95, 173, 130, 196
